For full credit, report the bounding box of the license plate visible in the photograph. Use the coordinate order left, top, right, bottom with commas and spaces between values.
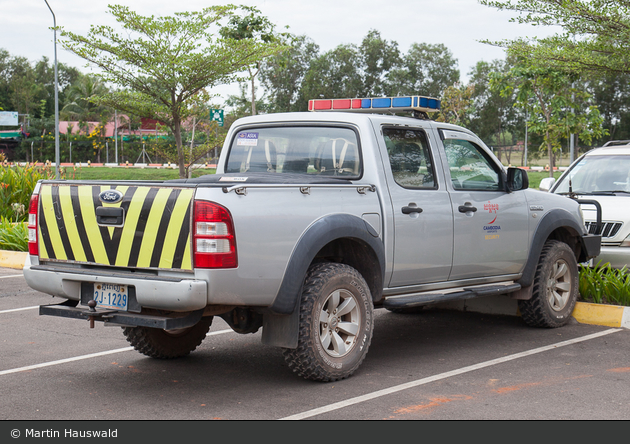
93, 283, 128, 311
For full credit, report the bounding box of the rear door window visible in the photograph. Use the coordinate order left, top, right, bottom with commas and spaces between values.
383, 128, 436, 189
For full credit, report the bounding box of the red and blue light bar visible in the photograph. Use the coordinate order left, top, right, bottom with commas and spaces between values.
308, 95, 441, 113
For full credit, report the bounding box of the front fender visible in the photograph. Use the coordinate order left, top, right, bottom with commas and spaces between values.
517, 208, 594, 288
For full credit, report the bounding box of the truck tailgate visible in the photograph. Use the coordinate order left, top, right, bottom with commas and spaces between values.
37, 182, 195, 271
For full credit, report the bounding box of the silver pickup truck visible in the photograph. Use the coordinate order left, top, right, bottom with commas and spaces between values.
23, 95, 601, 382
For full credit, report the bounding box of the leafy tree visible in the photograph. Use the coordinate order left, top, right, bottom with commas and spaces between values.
33, 57, 81, 119
61, 74, 110, 123
153, 113, 224, 178
480, 0, 630, 77
437, 82, 475, 127
359, 30, 401, 97
387, 43, 459, 98
301, 44, 364, 101
219, 10, 288, 115
5, 56, 37, 117
300, 30, 404, 101
583, 71, 630, 144
58, 4, 285, 178
492, 60, 606, 176
259, 34, 320, 112
468, 58, 525, 162
225, 83, 272, 118
0, 49, 10, 111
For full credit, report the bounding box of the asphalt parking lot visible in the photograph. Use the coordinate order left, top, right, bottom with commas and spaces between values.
2, 265, 630, 428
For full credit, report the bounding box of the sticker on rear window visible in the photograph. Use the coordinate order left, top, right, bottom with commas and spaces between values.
236, 132, 259, 146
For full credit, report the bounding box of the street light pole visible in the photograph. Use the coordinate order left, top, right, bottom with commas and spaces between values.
524, 108, 528, 167
44, 0, 60, 179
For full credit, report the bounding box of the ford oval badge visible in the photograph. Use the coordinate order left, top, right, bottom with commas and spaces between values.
99, 189, 123, 204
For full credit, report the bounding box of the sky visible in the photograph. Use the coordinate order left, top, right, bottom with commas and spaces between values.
1, 0, 559, 104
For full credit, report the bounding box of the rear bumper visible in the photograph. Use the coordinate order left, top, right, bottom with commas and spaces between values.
23, 257, 207, 312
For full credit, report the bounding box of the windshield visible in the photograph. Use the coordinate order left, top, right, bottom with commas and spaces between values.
554, 154, 630, 194
225, 126, 361, 178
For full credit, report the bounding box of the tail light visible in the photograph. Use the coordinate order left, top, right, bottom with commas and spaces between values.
193, 200, 237, 268
28, 194, 39, 256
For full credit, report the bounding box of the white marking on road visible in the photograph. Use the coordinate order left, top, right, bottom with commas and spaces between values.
207, 329, 232, 337
0, 274, 23, 279
0, 329, 234, 377
279, 328, 623, 420
0, 306, 38, 314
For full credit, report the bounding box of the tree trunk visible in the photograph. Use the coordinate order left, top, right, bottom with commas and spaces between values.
546, 130, 554, 178
250, 66, 257, 116
173, 118, 185, 179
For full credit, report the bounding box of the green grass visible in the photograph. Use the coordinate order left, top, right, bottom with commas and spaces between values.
526, 170, 563, 189
579, 262, 630, 307
62, 166, 216, 181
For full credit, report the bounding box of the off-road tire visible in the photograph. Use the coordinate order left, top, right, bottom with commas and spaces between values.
518, 240, 579, 328
282, 262, 374, 382
122, 317, 213, 359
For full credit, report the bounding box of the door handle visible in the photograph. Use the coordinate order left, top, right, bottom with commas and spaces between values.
458, 205, 477, 213
402, 206, 423, 214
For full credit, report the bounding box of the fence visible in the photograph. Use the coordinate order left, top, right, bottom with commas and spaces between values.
8, 139, 220, 166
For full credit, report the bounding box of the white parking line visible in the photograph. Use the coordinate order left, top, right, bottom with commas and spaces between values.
0, 275, 23, 279
279, 328, 623, 420
0, 347, 135, 376
0, 306, 39, 314
0, 328, 234, 377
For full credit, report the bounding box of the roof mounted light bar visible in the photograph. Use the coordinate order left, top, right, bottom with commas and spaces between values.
308, 95, 441, 115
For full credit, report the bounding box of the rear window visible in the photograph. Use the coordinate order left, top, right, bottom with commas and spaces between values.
225, 126, 361, 178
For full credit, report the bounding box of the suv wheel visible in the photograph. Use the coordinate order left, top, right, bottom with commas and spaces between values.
122, 317, 213, 359
519, 240, 579, 328
282, 262, 374, 382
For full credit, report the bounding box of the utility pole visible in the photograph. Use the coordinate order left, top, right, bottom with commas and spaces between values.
524, 108, 528, 167
114, 110, 118, 164
44, 0, 60, 179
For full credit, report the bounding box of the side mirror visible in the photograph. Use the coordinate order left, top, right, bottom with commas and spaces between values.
507, 167, 529, 192
539, 177, 556, 192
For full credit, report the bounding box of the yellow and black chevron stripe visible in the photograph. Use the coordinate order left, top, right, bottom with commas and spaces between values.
37, 184, 194, 271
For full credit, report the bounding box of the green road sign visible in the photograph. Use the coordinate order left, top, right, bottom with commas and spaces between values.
210, 109, 224, 127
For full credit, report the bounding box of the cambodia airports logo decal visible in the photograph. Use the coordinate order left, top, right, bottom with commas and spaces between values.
483, 201, 500, 240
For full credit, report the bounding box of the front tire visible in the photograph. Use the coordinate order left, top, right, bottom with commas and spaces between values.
518, 240, 579, 328
283, 262, 374, 382
122, 317, 213, 359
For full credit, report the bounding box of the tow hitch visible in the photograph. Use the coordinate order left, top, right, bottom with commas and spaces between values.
39, 300, 205, 330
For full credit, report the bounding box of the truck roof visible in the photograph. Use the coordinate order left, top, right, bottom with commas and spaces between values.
231, 111, 476, 137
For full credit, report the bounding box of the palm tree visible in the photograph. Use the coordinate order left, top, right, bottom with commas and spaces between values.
61, 74, 110, 127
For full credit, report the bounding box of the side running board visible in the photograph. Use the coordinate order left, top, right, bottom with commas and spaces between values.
382, 283, 522, 310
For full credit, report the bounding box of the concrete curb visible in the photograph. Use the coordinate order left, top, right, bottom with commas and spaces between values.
0, 250, 26, 270
572, 302, 630, 329
1, 250, 628, 329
